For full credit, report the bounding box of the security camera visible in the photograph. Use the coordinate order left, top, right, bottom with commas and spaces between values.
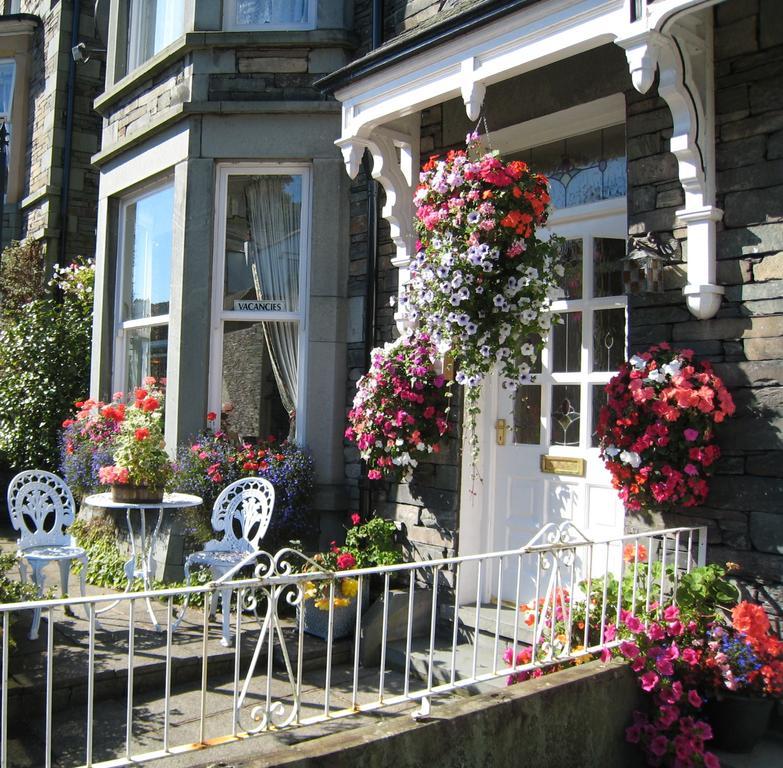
71, 42, 106, 63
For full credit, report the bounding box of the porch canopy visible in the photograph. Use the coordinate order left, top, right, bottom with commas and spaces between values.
318, 0, 726, 320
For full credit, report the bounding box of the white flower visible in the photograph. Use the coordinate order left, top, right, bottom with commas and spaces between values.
646, 369, 665, 383
662, 359, 682, 377
629, 355, 647, 371
619, 450, 641, 468
605, 445, 620, 457
520, 343, 534, 356
554, 263, 565, 277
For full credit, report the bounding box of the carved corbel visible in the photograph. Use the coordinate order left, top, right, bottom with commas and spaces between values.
618, 10, 723, 319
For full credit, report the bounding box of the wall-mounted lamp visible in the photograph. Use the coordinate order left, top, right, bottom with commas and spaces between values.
71, 42, 106, 63
622, 232, 681, 295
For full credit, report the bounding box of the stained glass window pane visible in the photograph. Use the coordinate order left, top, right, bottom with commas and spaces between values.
513, 386, 542, 445
552, 312, 582, 373
519, 126, 627, 210
593, 309, 626, 372
551, 384, 581, 447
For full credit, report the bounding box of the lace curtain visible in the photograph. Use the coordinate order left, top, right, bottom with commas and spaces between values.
234, 0, 308, 25
245, 177, 300, 439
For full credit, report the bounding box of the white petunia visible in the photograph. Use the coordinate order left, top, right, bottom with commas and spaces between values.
619, 450, 641, 468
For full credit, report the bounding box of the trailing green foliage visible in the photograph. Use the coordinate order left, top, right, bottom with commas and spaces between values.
0, 259, 94, 471
674, 563, 739, 621
0, 552, 38, 604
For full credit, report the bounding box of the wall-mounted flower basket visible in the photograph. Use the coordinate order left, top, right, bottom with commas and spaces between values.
596, 343, 735, 512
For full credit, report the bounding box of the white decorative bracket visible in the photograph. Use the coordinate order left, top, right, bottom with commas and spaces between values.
336, 123, 419, 333
617, 9, 723, 319
460, 57, 486, 122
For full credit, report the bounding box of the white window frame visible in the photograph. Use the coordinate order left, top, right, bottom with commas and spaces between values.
223, 0, 315, 31
113, 179, 174, 394
210, 163, 312, 444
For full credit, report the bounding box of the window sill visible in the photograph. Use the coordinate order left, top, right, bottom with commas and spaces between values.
95, 29, 356, 115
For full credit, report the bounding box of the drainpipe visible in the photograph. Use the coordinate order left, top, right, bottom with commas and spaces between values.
358, 0, 383, 520
58, 0, 81, 280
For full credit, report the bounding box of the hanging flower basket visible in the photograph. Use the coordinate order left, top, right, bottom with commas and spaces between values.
401, 133, 564, 459
596, 344, 735, 512
345, 330, 452, 480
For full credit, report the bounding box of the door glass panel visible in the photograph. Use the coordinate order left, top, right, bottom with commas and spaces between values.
513, 385, 541, 445
557, 239, 583, 299
551, 384, 581, 447
593, 237, 626, 298
593, 308, 626, 372
552, 312, 582, 373
591, 384, 609, 448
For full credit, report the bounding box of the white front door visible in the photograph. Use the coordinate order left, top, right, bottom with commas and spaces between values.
485, 204, 627, 604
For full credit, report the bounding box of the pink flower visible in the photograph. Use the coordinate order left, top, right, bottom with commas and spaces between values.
640, 670, 659, 692
681, 648, 698, 666
683, 428, 699, 441
663, 605, 680, 621
625, 614, 644, 633
620, 641, 640, 659
703, 753, 720, 768
351, 513, 361, 526
658, 704, 680, 728
687, 689, 702, 708
649, 735, 669, 758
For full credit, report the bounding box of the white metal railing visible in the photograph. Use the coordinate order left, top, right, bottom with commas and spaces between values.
0, 523, 706, 768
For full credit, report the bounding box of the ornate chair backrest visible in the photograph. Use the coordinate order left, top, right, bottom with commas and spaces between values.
208, 477, 275, 554
6, 470, 77, 550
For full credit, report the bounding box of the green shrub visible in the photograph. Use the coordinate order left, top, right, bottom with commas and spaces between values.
0, 239, 45, 311
0, 260, 93, 470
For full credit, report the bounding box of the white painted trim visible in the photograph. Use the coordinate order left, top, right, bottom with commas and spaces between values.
334, 0, 629, 140
209, 163, 312, 445
488, 94, 626, 156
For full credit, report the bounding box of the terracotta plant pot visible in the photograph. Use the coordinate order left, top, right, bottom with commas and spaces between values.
111, 483, 165, 504
705, 692, 774, 753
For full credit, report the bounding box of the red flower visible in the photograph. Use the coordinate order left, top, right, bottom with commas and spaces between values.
336, 552, 356, 570
142, 397, 159, 412
134, 427, 150, 441
206, 411, 217, 421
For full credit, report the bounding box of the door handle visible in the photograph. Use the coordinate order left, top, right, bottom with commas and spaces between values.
495, 419, 507, 446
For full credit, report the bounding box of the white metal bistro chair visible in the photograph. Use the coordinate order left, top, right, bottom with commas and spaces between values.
6, 470, 88, 640
178, 477, 275, 646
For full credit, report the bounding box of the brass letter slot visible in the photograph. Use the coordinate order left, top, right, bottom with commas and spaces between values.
540, 455, 586, 477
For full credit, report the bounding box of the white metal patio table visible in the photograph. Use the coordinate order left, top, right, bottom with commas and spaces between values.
84, 491, 202, 631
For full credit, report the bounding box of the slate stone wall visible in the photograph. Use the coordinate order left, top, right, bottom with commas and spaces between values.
624, 0, 783, 619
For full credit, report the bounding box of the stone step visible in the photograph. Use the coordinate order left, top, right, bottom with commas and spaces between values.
385, 632, 517, 697
456, 602, 534, 645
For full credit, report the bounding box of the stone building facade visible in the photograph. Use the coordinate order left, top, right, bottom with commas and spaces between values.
0, 0, 103, 266
83, 0, 782, 614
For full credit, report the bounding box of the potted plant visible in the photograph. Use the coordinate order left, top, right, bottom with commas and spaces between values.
96, 380, 172, 503
300, 515, 403, 639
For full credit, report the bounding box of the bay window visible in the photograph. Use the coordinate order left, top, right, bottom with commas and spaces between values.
211, 166, 310, 444
116, 182, 173, 393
